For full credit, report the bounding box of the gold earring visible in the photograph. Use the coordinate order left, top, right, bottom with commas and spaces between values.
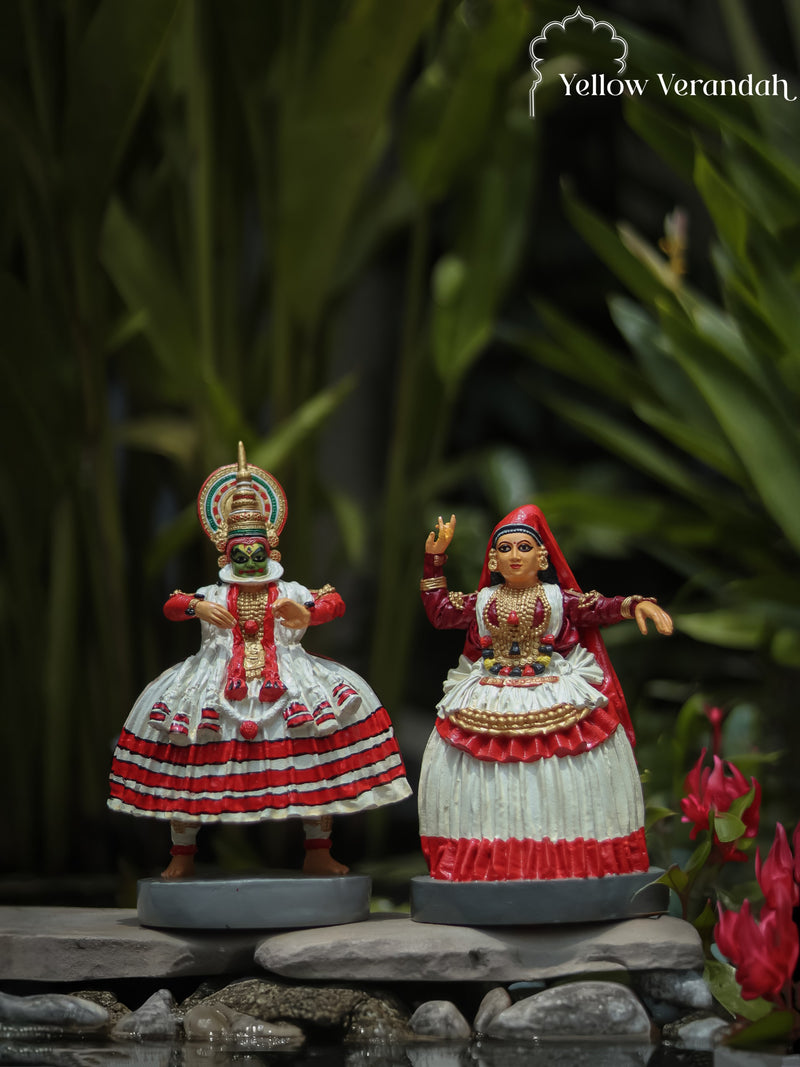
538, 550, 549, 570
488, 548, 498, 572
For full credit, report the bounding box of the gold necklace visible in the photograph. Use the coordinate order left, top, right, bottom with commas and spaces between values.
238, 587, 269, 679
483, 583, 551, 666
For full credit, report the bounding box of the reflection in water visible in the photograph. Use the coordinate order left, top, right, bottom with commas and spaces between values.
0, 1040, 727, 1067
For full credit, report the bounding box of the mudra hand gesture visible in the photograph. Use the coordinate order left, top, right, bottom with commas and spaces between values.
634, 600, 673, 637
425, 514, 456, 555
272, 597, 311, 630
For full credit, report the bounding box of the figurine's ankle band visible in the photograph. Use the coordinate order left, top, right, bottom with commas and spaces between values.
303, 838, 332, 851
169, 844, 198, 856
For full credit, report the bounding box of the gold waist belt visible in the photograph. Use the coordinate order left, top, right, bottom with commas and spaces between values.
448, 703, 593, 737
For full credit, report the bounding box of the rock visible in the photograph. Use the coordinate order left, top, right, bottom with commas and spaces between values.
183, 999, 304, 1050
70, 989, 131, 1027
467, 1043, 653, 1067
662, 1011, 731, 1049
0, 905, 259, 982
473, 987, 512, 1033
195, 977, 413, 1042
228, 1012, 305, 1050
633, 967, 713, 1023
111, 988, 180, 1041
255, 914, 703, 981
183, 1001, 237, 1040
0, 990, 109, 1032
487, 980, 652, 1039
409, 1001, 471, 1039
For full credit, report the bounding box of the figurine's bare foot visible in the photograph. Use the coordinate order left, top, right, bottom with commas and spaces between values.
303, 849, 349, 876
161, 853, 196, 879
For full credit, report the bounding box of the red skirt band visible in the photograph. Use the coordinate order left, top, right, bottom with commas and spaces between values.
435, 704, 621, 764
420, 828, 649, 881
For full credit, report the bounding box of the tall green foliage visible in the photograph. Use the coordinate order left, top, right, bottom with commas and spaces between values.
509, 9, 800, 769
1, 0, 546, 876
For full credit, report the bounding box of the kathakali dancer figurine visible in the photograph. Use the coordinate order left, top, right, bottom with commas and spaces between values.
109, 444, 411, 878
418, 506, 672, 883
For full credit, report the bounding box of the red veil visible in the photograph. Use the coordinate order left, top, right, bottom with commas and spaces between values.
470, 505, 635, 746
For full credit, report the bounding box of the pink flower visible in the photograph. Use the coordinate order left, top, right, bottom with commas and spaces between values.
716, 898, 799, 1001
756, 823, 800, 913
705, 704, 724, 756
680, 750, 760, 861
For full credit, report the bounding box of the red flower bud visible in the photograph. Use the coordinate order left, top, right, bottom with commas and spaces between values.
756, 822, 800, 912
680, 750, 760, 862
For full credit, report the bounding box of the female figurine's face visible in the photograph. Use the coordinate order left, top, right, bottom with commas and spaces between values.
229, 540, 269, 578
494, 533, 541, 588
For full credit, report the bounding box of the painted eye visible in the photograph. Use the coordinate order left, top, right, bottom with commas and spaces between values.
518, 543, 534, 552
497, 543, 512, 553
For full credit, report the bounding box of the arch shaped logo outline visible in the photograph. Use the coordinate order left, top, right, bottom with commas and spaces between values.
529, 5, 628, 118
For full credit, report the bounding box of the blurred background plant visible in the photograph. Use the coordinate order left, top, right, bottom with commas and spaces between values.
0, 0, 797, 910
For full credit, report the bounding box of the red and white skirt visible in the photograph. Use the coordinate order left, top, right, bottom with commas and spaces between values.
418, 722, 647, 881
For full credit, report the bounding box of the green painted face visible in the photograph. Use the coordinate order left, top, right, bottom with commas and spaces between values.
229, 541, 269, 578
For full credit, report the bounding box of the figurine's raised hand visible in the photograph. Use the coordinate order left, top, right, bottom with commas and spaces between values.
273, 597, 311, 630
195, 600, 236, 629
634, 601, 673, 636
425, 514, 457, 555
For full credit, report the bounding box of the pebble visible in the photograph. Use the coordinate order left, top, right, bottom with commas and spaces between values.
0, 991, 109, 1032
473, 987, 512, 1033
111, 988, 180, 1041
487, 980, 652, 1039
409, 1000, 471, 1039
662, 1011, 731, 1049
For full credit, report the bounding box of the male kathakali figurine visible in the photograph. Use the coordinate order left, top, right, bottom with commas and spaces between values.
108, 444, 411, 877
418, 506, 672, 882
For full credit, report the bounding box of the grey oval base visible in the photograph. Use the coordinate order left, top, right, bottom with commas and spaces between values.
410, 867, 668, 925
137, 872, 372, 929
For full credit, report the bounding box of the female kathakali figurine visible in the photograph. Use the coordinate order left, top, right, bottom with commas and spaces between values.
108, 444, 411, 878
418, 506, 672, 882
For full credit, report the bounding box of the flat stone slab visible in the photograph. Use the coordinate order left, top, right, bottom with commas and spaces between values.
255, 913, 703, 982
0, 907, 259, 982
137, 873, 371, 930
410, 869, 668, 925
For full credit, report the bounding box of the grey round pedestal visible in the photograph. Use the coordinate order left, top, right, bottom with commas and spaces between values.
137, 872, 371, 929
410, 868, 668, 925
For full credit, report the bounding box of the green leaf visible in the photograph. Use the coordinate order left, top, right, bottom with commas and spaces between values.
400, 0, 530, 201
704, 959, 774, 1024
64, 0, 183, 231
251, 376, 356, 472
541, 391, 732, 514
713, 810, 747, 844
100, 197, 199, 387
685, 838, 713, 875
508, 301, 648, 404
694, 148, 748, 259
724, 1010, 794, 1048
673, 609, 769, 650
645, 805, 676, 831
274, 0, 439, 323
562, 185, 668, 306
624, 97, 695, 183
728, 785, 756, 821
661, 304, 800, 552
657, 865, 689, 894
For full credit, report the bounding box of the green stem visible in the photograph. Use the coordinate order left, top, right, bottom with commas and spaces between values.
369, 208, 431, 706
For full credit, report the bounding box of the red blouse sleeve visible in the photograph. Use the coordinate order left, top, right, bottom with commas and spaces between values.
163, 590, 206, 621
307, 586, 346, 627
557, 589, 655, 651
420, 554, 478, 631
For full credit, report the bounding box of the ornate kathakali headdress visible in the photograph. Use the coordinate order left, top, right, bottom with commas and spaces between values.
197, 442, 288, 567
